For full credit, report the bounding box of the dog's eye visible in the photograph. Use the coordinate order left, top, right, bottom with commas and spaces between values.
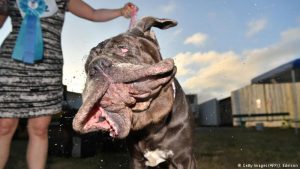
117, 45, 126, 49
117, 45, 128, 51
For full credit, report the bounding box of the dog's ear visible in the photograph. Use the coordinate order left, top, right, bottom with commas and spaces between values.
130, 79, 175, 130
131, 17, 177, 34
129, 17, 177, 61
128, 67, 177, 130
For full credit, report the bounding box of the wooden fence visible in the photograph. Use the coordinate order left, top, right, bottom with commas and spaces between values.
231, 83, 300, 127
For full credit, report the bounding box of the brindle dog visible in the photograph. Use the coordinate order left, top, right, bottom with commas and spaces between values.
73, 17, 196, 169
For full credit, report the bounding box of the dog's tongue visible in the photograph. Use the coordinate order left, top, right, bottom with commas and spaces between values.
83, 107, 111, 130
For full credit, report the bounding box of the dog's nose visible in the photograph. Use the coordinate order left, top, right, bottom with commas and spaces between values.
89, 58, 112, 77
95, 58, 112, 69
99, 58, 112, 68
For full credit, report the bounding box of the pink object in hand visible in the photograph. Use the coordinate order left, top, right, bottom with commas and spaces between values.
129, 5, 138, 29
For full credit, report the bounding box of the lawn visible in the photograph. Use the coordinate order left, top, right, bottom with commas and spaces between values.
5, 127, 300, 169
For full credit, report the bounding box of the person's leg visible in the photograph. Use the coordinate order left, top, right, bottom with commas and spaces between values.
0, 118, 19, 169
27, 116, 52, 169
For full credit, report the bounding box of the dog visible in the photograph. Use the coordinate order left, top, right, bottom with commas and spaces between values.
72, 17, 196, 169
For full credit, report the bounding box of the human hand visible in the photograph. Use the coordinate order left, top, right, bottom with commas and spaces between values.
121, 2, 138, 19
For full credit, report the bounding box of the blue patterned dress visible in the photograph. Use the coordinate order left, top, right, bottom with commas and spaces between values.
0, 0, 68, 117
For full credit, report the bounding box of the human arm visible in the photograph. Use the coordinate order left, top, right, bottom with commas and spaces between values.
67, 0, 136, 22
0, 0, 8, 28
0, 15, 7, 28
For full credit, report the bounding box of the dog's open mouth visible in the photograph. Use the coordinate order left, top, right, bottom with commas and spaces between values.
73, 84, 132, 139
83, 105, 119, 137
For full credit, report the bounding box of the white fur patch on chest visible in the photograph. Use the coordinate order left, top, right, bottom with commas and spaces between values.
144, 149, 174, 167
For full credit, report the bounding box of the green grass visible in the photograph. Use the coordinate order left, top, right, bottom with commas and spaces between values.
195, 127, 300, 169
6, 127, 300, 169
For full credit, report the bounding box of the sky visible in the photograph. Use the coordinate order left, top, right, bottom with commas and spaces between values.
1, 0, 300, 103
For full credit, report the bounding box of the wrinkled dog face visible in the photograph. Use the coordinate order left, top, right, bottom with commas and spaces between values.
73, 17, 177, 139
